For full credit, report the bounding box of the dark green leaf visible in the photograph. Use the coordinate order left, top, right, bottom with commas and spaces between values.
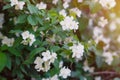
27, 15, 38, 25
8, 47, 21, 57
17, 14, 27, 24
0, 52, 7, 72
27, 4, 38, 14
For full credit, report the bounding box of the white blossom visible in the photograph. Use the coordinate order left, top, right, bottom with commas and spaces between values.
102, 52, 113, 65
99, 0, 116, 9
36, 2, 47, 10
59, 67, 71, 79
109, 22, 117, 31
52, 0, 59, 5
2, 37, 14, 47
70, 43, 84, 59
70, 8, 82, 17
59, 9, 67, 17
34, 57, 44, 71
15, 1, 25, 10
42, 75, 59, 80
60, 16, 79, 31
95, 76, 102, 80
63, 2, 69, 9
78, 0, 83, 3
10, 0, 18, 6
21, 31, 36, 46
98, 17, 108, 28
63, 0, 71, 3
42, 50, 52, 62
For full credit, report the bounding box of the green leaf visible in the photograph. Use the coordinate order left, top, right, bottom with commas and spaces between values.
29, 47, 45, 58
0, 52, 7, 72
24, 47, 45, 64
27, 15, 38, 25
17, 14, 27, 24
27, 4, 38, 14
50, 46, 60, 52
8, 47, 21, 57
96, 56, 103, 68
3, 4, 11, 10
6, 54, 11, 70
0, 45, 8, 51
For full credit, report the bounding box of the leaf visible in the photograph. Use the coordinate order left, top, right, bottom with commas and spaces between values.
8, 47, 21, 57
27, 4, 38, 14
50, 46, 60, 52
27, 15, 38, 25
17, 14, 27, 24
0, 52, 7, 72
24, 47, 45, 64
6, 54, 12, 70
3, 4, 11, 10
96, 56, 103, 68
0, 45, 8, 51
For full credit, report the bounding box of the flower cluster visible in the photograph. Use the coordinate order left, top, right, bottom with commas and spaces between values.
60, 16, 79, 31
70, 42, 84, 60
21, 31, 36, 46
10, 0, 25, 10
34, 50, 57, 72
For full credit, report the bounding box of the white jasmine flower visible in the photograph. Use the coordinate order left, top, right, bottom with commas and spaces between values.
102, 52, 113, 65
63, 2, 69, 9
99, 0, 116, 9
21, 31, 36, 46
50, 52, 57, 63
59, 9, 67, 17
59, 67, 71, 79
0, 13, 4, 29
70, 43, 84, 59
95, 76, 102, 80
36, 2, 47, 10
2, 37, 14, 47
10, 0, 18, 6
34, 57, 44, 71
15, 1, 25, 10
50, 75, 59, 80
21, 31, 30, 40
63, 0, 71, 3
52, 0, 59, 5
109, 22, 117, 31
42, 50, 52, 62
98, 17, 108, 27
60, 16, 79, 31
78, 0, 83, 3
70, 8, 82, 17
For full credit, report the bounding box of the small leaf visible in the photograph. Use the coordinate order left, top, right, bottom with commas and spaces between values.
27, 15, 38, 25
27, 4, 38, 14
0, 52, 7, 72
96, 56, 103, 68
8, 47, 21, 57
3, 4, 11, 10
17, 14, 27, 24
